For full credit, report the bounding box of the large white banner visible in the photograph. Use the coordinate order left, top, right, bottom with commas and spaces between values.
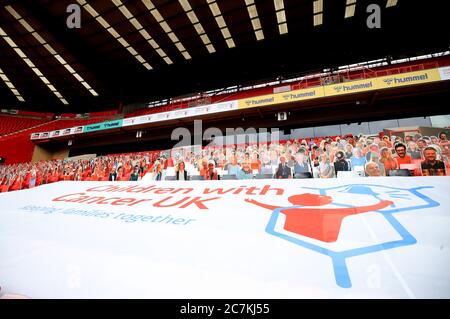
0, 177, 449, 298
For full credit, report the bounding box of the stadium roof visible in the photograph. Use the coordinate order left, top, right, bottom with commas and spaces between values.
0, 0, 448, 112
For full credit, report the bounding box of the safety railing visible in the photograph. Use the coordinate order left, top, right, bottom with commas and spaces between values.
291, 61, 441, 90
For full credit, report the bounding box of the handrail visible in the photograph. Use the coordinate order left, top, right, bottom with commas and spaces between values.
124, 60, 445, 119
124, 57, 448, 119
291, 61, 441, 91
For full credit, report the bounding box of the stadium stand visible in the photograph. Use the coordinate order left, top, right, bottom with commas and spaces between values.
0, 114, 119, 164
0, 114, 50, 136
124, 56, 450, 119
1, 130, 449, 192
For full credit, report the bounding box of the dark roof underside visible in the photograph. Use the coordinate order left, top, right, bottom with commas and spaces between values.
0, 0, 448, 112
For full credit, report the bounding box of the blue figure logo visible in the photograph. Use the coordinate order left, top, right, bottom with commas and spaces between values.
246, 184, 439, 288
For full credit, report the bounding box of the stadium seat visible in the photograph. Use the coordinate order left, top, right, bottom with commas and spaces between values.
353, 166, 366, 177
215, 168, 226, 176
140, 173, 154, 182
337, 171, 360, 178
255, 174, 274, 179
260, 166, 273, 175
387, 169, 412, 177
220, 174, 238, 180
294, 172, 313, 179
0, 115, 49, 135
400, 163, 421, 176
189, 175, 205, 181
165, 167, 175, 177
400, 164, 419, 171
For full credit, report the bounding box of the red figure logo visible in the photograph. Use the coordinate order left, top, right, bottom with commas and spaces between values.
245, 193, 393, 243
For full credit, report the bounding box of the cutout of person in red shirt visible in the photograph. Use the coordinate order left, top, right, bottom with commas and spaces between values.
394, 143, 412, 166
245, 193, 393, 243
